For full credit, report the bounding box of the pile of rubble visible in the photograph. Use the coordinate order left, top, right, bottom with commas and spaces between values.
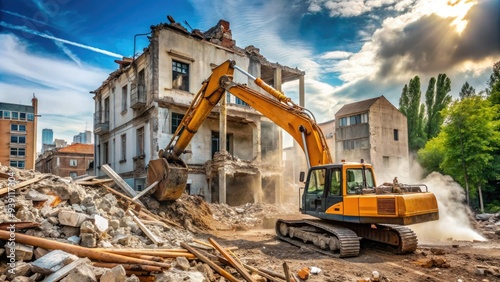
0, 166, 295, 282
475, 212, 500, 240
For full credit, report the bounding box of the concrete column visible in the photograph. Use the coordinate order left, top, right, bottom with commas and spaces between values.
299, 75, 305, 107
218, 91, 227, 204
274, 67, 282, 91
218, 167, 226, 204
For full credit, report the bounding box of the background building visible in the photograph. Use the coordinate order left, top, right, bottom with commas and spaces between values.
73, 130, 92, 144
92, 17, 305, 205
35, 143, 94, 178
42, 128, 53, 145
335, 96, 409, 183
0, 97, 38, 169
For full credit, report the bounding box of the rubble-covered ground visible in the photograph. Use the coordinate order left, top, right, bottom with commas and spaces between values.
0, 166, 499, 282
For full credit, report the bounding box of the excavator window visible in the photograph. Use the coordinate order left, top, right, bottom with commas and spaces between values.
306, 168, 326, 196
330, 169, 341, 196
346, 168, 376, 194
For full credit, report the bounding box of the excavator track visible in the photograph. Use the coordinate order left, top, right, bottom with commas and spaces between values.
345, 223, 418, 254
275, 219, 360, 258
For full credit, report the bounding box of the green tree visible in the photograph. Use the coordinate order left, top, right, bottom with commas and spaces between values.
399, 76, 427, 152
459, 82, 476, 100
425, 74, 452, 139
440, 97, 500, 206
417, 134, 445, 176
486, 61, 500, 95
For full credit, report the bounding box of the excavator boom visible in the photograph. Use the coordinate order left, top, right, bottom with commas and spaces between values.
148, 60, 332, 200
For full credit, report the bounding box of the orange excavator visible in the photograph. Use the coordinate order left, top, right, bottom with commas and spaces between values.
146, 60, 439, 257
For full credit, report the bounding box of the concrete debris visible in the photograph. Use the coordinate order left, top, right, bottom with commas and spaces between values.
30, 250, 78, 274
100, 265, 127, 282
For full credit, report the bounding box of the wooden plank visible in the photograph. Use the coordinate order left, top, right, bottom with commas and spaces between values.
132, 180, 159, 201
180, 243, 240, 282
0, 175, 50, 196
0, 231, 170, 269
209, 238, 256, 282
128, 210, 163, 245
43, 258, 90, 282
77, 179, 114, 186
0, 172, 10, 179
101, 164, 137, 197
282, 262, 291, 282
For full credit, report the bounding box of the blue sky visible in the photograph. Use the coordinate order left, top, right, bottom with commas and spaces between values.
1, 0, 499, 152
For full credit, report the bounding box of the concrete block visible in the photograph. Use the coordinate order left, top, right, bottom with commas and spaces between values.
31, 250, 78, 275
65, 264, 97, 282
10, 277, 34, 282
80, 221, 96, 234
5, 243, 33, 261
100, 265, 126, 282
175, 256, 190, 271
93, 214, 108, 233
6, 262, 31, 280
80, 233, 96, 248
33, 247, 50, 260
58, 210, 88, 227
67, 236, 81, 245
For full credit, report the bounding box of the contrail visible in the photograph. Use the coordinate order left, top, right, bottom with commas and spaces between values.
0, 21, 124, 58
1, 9, 51, 26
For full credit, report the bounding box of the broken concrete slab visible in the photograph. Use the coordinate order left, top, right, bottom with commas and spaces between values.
33, 247, 50, 260
80, 233, 97, 248
93, 214, 109, 233
174, 256, 191, 271
31, 250, 78, 275
64, 263, 97, 282
6, 262, 31, 280
58, 210, 89, 227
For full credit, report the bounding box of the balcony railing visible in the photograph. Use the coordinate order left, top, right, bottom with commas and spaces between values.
130, 84, 146, 109
94, 112, 109, 135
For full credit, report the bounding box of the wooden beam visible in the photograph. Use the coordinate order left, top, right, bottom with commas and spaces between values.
128, 210, 162, 245
209, 238, 256, 282
0, 231, 170, 269
77, 179, 114, 186
0, 175, 50, 196
282, 262, 292, 282
91, 262, 162, 272
101, 164, 137, 197
180, 242, 240, 282
132, 180, 159, 201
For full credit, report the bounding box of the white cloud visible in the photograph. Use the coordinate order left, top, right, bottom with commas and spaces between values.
0, 33, 112, 152
308, 0, 399, 17
319, 51, 353, 60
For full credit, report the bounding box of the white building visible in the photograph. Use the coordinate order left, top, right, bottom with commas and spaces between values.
92, 17, 305, 205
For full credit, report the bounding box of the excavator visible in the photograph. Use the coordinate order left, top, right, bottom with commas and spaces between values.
146, 60, 439, 257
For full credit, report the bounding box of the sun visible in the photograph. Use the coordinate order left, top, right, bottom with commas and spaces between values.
433, 0, 478, 34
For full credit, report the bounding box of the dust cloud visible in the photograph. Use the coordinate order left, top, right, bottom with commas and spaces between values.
411, 172, 486, 242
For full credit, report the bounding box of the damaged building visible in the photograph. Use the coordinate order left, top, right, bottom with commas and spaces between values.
91, 17, 305, 205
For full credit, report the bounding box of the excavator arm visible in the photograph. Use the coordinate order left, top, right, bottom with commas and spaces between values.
148, 60, 332, 200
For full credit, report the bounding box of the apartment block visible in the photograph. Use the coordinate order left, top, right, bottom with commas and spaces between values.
35, 143, 94, 178
0, 98, 38, 169
91, 17, 305, 205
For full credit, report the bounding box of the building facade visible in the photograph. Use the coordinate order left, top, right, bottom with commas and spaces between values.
92, 18, 305, 205
35, 143, 94, 178
0, 98, 38, 169
335, 96, 409, 183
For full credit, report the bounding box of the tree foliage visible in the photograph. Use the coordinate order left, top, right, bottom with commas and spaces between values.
487, 60, 500, 95
417, 134, 445, 176
439, 97, 500, 198
425, 74, 452, 140
399, 76, 427, 152
459, 82, 476, 100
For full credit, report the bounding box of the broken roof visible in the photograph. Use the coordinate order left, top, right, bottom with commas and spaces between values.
335, 96, 382, 117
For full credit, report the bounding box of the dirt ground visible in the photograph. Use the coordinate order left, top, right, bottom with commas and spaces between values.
194, 210, 500, 282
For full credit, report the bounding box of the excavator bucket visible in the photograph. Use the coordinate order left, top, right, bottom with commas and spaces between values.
146, 158, 188, 201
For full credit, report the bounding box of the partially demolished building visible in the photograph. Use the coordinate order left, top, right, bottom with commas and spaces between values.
92, 17, 305, 205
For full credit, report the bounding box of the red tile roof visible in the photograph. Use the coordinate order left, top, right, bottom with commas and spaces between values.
58, 143, 94, 154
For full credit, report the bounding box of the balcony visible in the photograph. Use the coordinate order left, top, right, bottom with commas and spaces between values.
130, 84, 146, 109
94, 112, 109, 135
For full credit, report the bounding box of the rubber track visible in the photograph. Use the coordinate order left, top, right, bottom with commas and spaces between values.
349, 223, 418, 254
275, 219, 360, 258
378, 224, 418, 254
